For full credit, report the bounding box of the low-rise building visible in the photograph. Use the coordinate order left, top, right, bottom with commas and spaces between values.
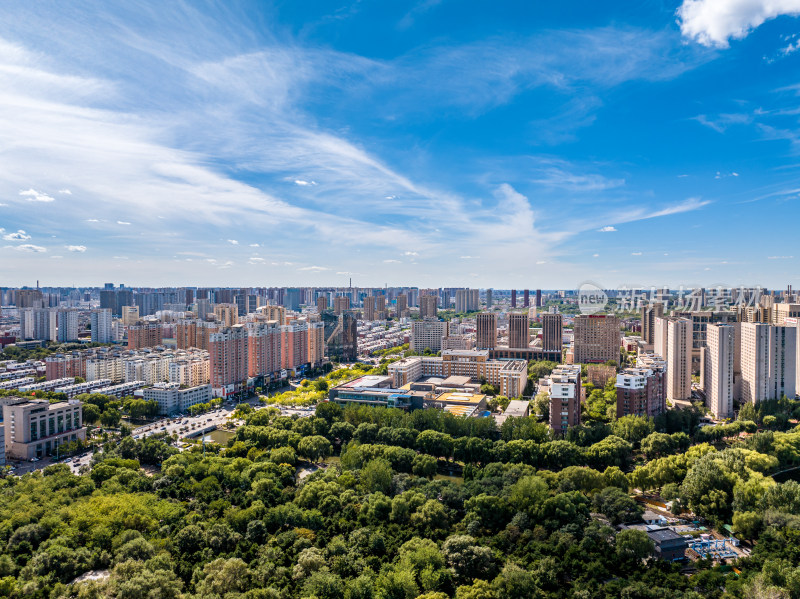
3, 398, 86, 460
143, 382, 213, 415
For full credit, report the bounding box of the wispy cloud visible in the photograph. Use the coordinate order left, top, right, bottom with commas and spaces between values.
117, 221, 131, 225
598, 226, 616, 232
13, 244, 46, 253
768, 255, 794, 259
383, 259, 401, 263
227, 239, 239, 245
298, 265, 330, 271
66, 245, 87, 252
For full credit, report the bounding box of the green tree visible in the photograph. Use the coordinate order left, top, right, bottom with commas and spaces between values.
298, 435, 333, 463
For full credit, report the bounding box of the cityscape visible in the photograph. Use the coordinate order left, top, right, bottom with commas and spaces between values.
3, 1, 800, 598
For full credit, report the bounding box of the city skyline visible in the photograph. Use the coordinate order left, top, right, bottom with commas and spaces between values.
3, 1, 800, 286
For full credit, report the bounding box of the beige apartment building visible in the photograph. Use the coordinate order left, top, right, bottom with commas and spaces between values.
121, 305, 140, 326
704, 323, 736, 419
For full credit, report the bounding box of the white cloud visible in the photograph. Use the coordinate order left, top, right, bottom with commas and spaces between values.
631, 252, 643, 255
678, 0, 800, 47
592, 253, 600, 257
294, 180, 317, 186
298, 265, 329, 271
227, 239, 239, 245
768, 255, 794, 259
536, 260, 547, 264
117, 221, 131, 225
249, 243, 260, 247
2, 229, 31, 241
113, 256, 129, 259
383, 259, 401, 263
248, 257, 265, 264
403, 251, 419, 256
51, 255, 63, 259
58, 188, 72, 194
86, 218, 100, 222
14, 244, 46, 252
598, 226, 617, 232
19, 188, 54, 202
66, 245, 87, 252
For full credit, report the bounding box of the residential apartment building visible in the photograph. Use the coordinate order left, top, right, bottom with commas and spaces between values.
333, 296, 351, 315
411, 319, 448, 353
169, 356, 211, 387
316, 296, 328, 313
573, 314, 620, 364
704, 323, 736, 419
209, 325, 249, 398
45, 353, 86, 380
615, 362, 666, 418
86, 356, 123, 383
91, 309, 113, 344
663, 318, 692, 402
56, 309, 79, 342
214, 304, 239, 327
419, 295, 438, 319
741, 323, 797, 404
545, 365, 582, 434
121, 305, 140, 326
128, 322, 163, 349
641, 302, 665, 345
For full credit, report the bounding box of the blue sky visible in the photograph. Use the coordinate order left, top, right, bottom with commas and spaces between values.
1, 0, 800, 289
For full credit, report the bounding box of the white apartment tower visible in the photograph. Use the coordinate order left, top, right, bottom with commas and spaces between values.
704, 324, 735, 419
664, 317, 692, 401
56, 309, 79, 342
91, 309, 113, 344
741, 323, 797, 404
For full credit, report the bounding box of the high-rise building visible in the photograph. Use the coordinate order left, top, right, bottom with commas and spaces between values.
308, 322, 325, 367
395, 294, 408, 317
508, 313, 530, 349
323, 311, 358, 362
56, 309, 79, 342
176, 320, 198, 349
455, 289, 469, 313
546, 365, 582, 434
511, 290, 517, 308
283, 288, 301, 311
641, 302, 665, 345
741, 323, 797, 404
214, 304, 238, 327
485, 289, 493, 308
333, 296, 351, 315
419, 294, 438, 319
411, 319, 448, 353
661, 318, 692, 401
121, 306, 140, 326
375, 295, 387, 319
541, 313, 563, 352
281, 322, 310, 371
316, 296, 328, 313
773, 303, 800, 325
573, 314, 620, 364
209, 324, 249, 398
476, 313, 497, 349
17, 289, 44, 309
536, 289, 542, 307
615, 360, 666, 418
704, 324, 736, 419
195, 299, 212, 320
247, 322, 282, 378
90, 309, 113, 344
363, 296, 376, 321
31, 309, 57, 342
128, 323, 163, 349
523, 290, 530, 308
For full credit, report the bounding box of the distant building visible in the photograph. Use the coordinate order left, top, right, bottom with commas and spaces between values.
316, 296, 328, 313
615, 362, 666, 418
209, 325, 249, 398
56, 309, 79, 342
573, 314, 620, 364
121, 305, 140, 326
508, 313, 530, 349
90, 309, 113, 344
476, 313, 497, 349
411, 319, 448, 353
128, 322, 163, 350
419, 294, 438, 319
541, 313, 563, 353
